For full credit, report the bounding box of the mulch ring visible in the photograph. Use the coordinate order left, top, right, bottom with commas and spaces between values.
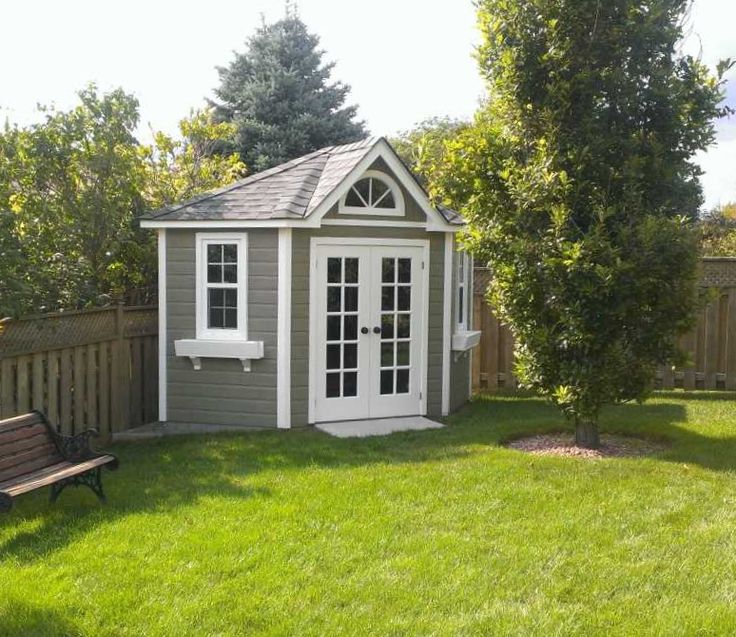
504, 433, 668, 459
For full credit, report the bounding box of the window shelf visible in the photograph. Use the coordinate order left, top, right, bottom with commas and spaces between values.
174, 339, 264, 372
452, 330, 482, 352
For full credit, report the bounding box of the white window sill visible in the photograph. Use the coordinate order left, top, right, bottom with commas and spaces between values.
452, 330, 482, 352
174, 339, 264, 372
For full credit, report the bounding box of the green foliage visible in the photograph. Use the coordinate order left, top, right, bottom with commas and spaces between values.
437, 0, 730, 440
212, 13, 367, 172
699, 203, 736, 256
390, 117, 469, 189
0, 89, 244, 318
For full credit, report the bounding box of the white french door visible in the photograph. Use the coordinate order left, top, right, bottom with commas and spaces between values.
312, 242, 426, 423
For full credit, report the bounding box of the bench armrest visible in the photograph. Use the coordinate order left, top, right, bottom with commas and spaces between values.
54, 429, 102, 462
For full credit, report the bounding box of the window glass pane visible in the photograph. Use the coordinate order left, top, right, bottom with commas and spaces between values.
381, 314, 394, 339
224, 309, 238, 329
343, 344, 357, 369
344, 287, 358, 312
224, 289, 237, 308
343, 315, 358, 341
396, 342, 410, 366
371, 179, 389, 203
374, 191, 396, 209
326, 344, 341, 370
458, 288, 464, 325
223, 265, 237, 284
343, 372, 357, 397
398, 258, 411, 283
381, 286, 395, 311
344, 259, 359, 283
397, 286, 411, 311
327, 258, 341, 283
223, 244, 237, 263
208, 264, 222, 283
380, 370, 394, 395
327, 316, 341, 341
209, 308, 223, 329
327, 287, 341, 312
382, 258, 395, 283
354, 178, 370, 204
381, 343, 394, 367
207, 244, 221, 263
396, 369, 409, 394
397, 314, 410, 338
209, 288, 224, 307
326, 373, 341, 398
345, 188, 365, 208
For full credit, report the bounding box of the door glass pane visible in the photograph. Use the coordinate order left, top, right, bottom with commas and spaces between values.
381, 286, 395, 311
382, 258, 395, 283
327, 316, 341, 341
344, 259, 359, 283
328, 258, 342, 283
327, 287, 341, 312
326, 345, 341, 370
397, 286, 410, 311
344, 287, 358, 312
398, 258, 411, 283
344, 344, 357, 369
396, 369, 410, 394
381, 314, 394, 339
344, 315, 358, 341
396, 314, 410, 338
343, 372, 357, 397
380, 370, 394, 395
381, 343, 394, 367
396, 342, 410, 366
326, 373, 341, 398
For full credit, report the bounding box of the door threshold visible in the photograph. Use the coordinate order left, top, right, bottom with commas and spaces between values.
315, 416, 443, 438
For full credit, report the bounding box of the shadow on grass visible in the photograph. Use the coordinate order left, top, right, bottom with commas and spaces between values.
0, 601, 79, 636
1, 392, 734, 561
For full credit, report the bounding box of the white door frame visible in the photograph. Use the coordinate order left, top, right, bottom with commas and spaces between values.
308, 237, 430, 424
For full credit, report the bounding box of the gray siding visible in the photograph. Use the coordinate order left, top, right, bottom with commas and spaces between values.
166, 228, 278, 428
290, 226, 446, 423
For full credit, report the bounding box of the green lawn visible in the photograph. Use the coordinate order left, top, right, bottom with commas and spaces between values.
3, 393, 736, 636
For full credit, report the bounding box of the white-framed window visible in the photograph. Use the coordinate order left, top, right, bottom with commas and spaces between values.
195, 233, 248, 341
456, 251, 471, 332
338, 169, 405, 217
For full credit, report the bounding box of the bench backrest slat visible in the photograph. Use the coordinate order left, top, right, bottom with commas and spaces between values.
0, 412, 63, 484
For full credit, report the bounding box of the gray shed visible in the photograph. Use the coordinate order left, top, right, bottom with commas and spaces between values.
141, 137, 481, 430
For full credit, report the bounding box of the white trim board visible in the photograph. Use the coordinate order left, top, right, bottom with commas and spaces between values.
158, 229, 167, 422
441, 233, 453, 416
277, 228, 293, 429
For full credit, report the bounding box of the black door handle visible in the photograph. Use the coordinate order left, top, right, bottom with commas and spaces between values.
361, 327, 369, 335
373, 326, 382, 335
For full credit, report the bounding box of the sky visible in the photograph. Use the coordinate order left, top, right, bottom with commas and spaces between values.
0, 0, 733, 209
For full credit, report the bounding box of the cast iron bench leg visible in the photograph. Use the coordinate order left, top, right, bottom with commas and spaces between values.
49, 467, 107, 504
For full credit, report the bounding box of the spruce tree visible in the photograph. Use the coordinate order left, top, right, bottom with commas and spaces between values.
212, 10, 367, 171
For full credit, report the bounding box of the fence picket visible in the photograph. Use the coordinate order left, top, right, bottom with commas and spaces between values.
32, 353, 45, 411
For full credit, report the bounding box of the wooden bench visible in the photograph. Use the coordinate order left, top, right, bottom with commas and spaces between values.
0, 411, 118, 513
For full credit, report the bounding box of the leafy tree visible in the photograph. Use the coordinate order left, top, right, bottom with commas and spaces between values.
700, 203, 736, 256
437, 0, 731, 447
390, 117, 468, 189
211, 11, 367, 171
0, 88, 244, 318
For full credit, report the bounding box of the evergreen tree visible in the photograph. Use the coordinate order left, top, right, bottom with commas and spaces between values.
212, 11, 367, 171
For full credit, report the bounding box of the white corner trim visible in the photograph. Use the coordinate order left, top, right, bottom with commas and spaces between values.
468, 257, 475, 400
277, 228, 293, 429
158, 229, 167, 423
442, 234, 453, 416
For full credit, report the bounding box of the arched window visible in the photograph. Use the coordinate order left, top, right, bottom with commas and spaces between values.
339, 170, 405, 216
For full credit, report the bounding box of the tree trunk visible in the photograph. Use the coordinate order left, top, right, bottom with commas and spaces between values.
575, 418, 600, 449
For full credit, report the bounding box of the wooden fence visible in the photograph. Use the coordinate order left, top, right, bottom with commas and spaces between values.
0, 306, 158, 438
473, 271, 736, 392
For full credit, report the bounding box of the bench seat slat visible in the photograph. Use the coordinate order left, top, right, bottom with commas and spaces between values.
0, 424, 50, 445
0, 413, 45, 433
0, 455, 116, 496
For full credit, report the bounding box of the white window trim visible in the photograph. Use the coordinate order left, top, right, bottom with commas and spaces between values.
456, 251, 471, 332
195, 232, 248, 341
338, 169, 406, 217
